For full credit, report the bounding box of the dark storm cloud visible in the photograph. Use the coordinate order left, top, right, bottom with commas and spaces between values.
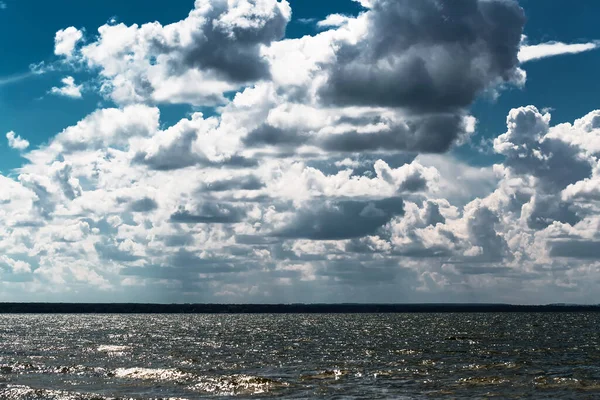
169, 202, 245, 224
313, 0, 524, 153
162, 0, 290, 83
163, 233, 195, 247
526, 196, 581, 230
549, 241, 600, 260
54, 164, 81, 200
317, 260, 399, 283
128, 197, 158, 213
243, 124, 308, 147
504, 138, 592, 193
19, 176, 55, 220
398, 173, 428, 193
94, 241, 142, 262
273, 197, 404, 240
466, 206, 510, 262
121, 250, 250, 282
133, 127, 199, 171
133, 123, 258, 170
235, 235, 279, 245
422, 201, 445, 226
246, 115, 469, 154
319, 114, 468, 153
320, 0, 524, 111
169, 250, 246, 273
450, 264, 513, 276
202, 175, 265, 192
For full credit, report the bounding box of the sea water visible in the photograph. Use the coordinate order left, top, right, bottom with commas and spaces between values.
0, 313, 599, 399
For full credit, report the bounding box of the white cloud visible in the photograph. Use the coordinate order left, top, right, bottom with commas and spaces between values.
519, 40, 598, 63
50, 76, 83, 98
317, 14, 352, 28
6, 131, 29, 150
54, 27, 83, 58
69, 0, 291, 106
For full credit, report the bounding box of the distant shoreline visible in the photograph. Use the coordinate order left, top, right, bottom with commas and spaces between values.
0, 303, 599, 314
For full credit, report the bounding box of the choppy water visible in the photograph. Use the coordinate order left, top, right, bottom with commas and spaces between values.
1, 313, 599, 399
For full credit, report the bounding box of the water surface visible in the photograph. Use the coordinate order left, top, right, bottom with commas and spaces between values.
1, 313, 599, 398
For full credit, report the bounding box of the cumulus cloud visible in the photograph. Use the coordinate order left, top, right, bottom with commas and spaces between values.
251, 0, 526, 156
317, 14, 352, 28
67, 0, 291, 105
54, 27, 83, 58
319, 0, 525, 110
50, 76, 83, 98
6, 131, 29, 150
5, 0, 600, 303
273, 197, 405, 240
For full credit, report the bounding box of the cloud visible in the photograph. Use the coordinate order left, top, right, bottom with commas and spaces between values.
255, 0, 526, 155
317, 14, 352, 28
273, 197, 404, 240
66, 0, 291, 105
50, 76, 83, 98
6, 131, 29, 150
54, 27, 84, 58
519, 40, 599, 63
6, 0, 600, 303
5, 101, 600, 303
170, 202, 246, 224
318, 0, 525, 112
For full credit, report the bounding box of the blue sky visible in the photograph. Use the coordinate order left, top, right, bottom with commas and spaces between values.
0, 0, 600, 303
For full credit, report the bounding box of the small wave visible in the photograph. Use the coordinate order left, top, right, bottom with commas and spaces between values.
97, 345, 129, 353
301, 369, 350, 381
393, 349, 420, 355
0, 384, 191, 400
1, 363, 108, 377
534, 376, 600, 390
112, 367, 191, 382
463, 362, 518, 371
0, 363, 40, 374
457, 376, 510, 385
51, 365, 108, 376
191, 374, 288, 396
0, 384, 108, 400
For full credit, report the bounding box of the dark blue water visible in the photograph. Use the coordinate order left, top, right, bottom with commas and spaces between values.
1, 313, 599, 399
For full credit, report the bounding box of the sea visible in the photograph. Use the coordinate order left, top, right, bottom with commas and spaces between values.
0, 313, 599, 399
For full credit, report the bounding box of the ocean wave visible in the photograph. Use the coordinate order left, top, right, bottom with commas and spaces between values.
0, 384, 108, 400
112, 367, 191, 382
190, 374, 289, 396
0, 384, 191, 400
97, 345, 130, 353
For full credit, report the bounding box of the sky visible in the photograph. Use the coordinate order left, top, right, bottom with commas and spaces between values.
0, 0, 599, 304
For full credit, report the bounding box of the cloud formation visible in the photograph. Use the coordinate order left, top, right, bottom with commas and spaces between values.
1, 0, 599, 303
54, 27, 84, 59
62, 0, 291, 105
6, 131, 29, 150
50, 76, 83, 98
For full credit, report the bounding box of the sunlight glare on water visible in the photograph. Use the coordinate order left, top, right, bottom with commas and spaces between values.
0, 313, 599, 399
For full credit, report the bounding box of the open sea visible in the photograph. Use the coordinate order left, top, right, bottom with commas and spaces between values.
0, 313, 599, 399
